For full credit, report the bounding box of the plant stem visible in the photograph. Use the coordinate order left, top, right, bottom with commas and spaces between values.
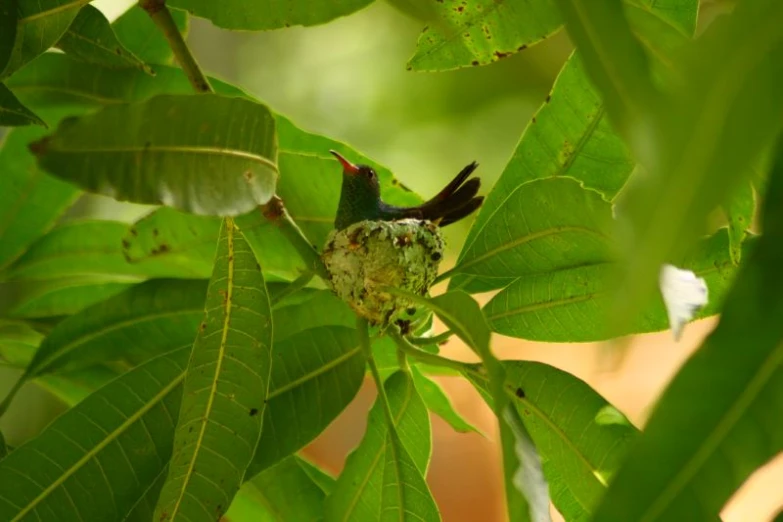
408, 330, 453, 346
359, 318, 398, 432
270, 271, 315, 307
140, 0, 213, 93
389, 329, 471, 374
261, 196, 329, 280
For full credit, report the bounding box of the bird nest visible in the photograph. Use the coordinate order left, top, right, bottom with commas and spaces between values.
321, 218, 444, 329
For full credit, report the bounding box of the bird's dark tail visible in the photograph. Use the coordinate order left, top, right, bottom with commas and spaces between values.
416, 161, 483, 226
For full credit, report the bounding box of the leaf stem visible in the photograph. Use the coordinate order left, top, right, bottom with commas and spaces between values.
359, 318, 398, 432
270, 271, 315, 307
408, 330, 453, 346
0, 376, 25, 418
140, 0, 213, 93
261, 196, 329, 281
388, 329, 471, 374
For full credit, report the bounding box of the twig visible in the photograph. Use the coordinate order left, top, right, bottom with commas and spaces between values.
140, 0, 213, 93
270, 271, 315, 307
407, 330, 453, 346
359, 318, 398, 433
388, 329, 471, 374
261, 196, 329, 280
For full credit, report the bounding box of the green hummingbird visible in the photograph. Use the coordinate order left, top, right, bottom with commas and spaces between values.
329, 150, 483, 231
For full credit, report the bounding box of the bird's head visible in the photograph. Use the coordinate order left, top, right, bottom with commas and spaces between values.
330, 150, 380, 199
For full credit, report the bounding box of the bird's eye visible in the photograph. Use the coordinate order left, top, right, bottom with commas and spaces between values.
367, 169, 376, 180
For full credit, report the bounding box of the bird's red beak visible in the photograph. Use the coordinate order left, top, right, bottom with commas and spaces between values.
329, 150, 360, 176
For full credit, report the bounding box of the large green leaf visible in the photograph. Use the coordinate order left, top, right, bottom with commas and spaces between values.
551, 0, 659, 143
21, 279, 206, 378
724, 179, 754, 266
155, 220, 273, 521
610, 0, 783, 330
450, 0, 695, 294
324, 370, 438, 522
451, 177, 614, 280
6, 276, 134, 318
55, 4, 151, 73
0, 348, 189, 521
0, 83, 44, 126
6, 220, 204, 281
0, 0, 15, 73
246, 326, 366, 477
468, 361, 638, 520
272, 290, 354, 342
0, 0, 89, 79
593, 134, 783, 522
0, 122, 80, 271
408, 0, 562, 72
167, 0, 374, 30
229, 456, 333, 522
30, 94, 278, 216
484, 229, 743, 342
112, 5, 189, 65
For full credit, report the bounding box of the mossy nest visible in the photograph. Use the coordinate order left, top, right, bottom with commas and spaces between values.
321, 219, 444, 328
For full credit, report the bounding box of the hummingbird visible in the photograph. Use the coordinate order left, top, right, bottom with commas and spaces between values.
329, 150, 484, 231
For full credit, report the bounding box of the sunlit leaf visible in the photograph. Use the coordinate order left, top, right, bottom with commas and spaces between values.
0, 348, 188, 521
21, 279, 206, 378
30, 94, 278, 216
0, 0, 89, 79
246, 326, 366, 477
0, 83, 44, 126
593, 134, 783, 522
468, 360, 638, 520
167, 0, 374, 30
408, 0, 562, 71
155, 220, 273, 521
112, 4, 189, 65
56, 4, 151, 73
325, 370, 438, 522
229, 456, 334, 522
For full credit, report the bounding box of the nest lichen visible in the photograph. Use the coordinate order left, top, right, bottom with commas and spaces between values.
322, 219, 444, 328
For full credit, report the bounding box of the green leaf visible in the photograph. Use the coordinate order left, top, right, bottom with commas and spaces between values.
155, 220, 273, 521
167, 0, 374, 30
467, 361, 638, 520
21, 279, 206, 378
0, 83, 44, 126
112, 5, 189, 65
410, 365, 481, 435
0, 0, 89, 79
35, 364, 119, 407
229, 456, 333, 522
246, 326, 366, 477
6, 277, 135, 319
272, 290, 354, 342
55, 4, 151, 73
613, 0, 783, 329
0, 348, 188, 521
451, 177, 614, 280
407, 0, 562, 72
30, 93, 278, 216
6, 220, 206, 281
450, 0, 696, 295
0, 122, 80, 271
0, 0, 15, 74
484, 229, 743, 342
0, 431, 7, 459
325, 370, 438, 522
551, 0, 660, 143
592, 134, 783, 522
724, 180, 754, 266
6, 54, 247, 110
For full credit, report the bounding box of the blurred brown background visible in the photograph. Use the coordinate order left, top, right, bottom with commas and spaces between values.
2, 0, 781, 520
